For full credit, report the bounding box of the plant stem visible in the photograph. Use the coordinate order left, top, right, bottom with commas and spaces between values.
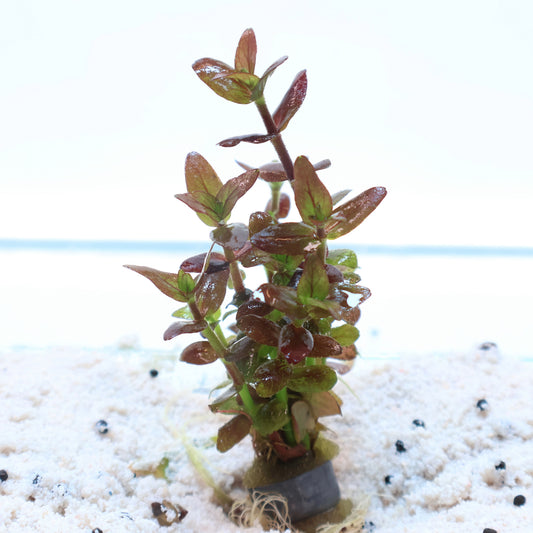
255, 96, 294, 180
276, 388, 297, 447
223, 247, 246, 295
269, 181, 282, 221
239, 383, 257, 415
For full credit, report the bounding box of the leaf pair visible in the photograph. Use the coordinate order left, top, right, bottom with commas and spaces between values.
293, 156, 388, 238
176, 152, 258, 227
193, 28, 287, 105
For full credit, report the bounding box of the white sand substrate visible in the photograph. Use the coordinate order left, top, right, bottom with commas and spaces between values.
0, 344, 531, 532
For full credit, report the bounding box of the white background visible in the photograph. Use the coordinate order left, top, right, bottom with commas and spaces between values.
1, 0, 532, 247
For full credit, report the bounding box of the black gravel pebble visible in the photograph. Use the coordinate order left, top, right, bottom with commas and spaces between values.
384, 475, 393, 485
412, 419, 425, 428
395, 440, 406, 453
513, 494, 526, 506
95, 420, 109, 434
495, 461, 506, 470
482, 528, 497, 533
149, 369, 159, 377
0, 469, 8, 482
476, 399, 489, 411
92, 529, 103, 533
32, 474, 41, 485
362, 521, 376, 531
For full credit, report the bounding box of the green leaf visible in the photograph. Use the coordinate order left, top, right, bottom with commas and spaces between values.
216, 169, 259, 218
185, 152, 223, 196
273, 70, 307, 132
195, 270, 230, 318
234, 28, 256, 74
325, 186, 387, 239
297, 253, 330, 302
124, 265, 189, 302
192, 58, 257, 104
172, 306, 193, 319
210, 223, 249, 251
254, 397, 290, 436
288, 366, 337, 393
293, 156, 332, 225
177, 269, 196, 295
330, 324, 360, 346
254, 358, 292, 397
250, 222, 319, 255
326, 249, 358, 270
163, 320, 207, 341
180, 341, 219, 365
216, 414, 252, 452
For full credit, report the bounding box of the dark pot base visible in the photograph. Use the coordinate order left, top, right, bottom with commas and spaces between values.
250, 460, 340, 523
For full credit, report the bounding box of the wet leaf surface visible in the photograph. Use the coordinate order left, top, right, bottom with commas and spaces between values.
180, 341, 219, 365
253, 358, 291, 397
184, 151, 223, 196
195, 270, 230, 317
237, 315, 281, 346
297, 253, 330, 302
210, 223, 249, 251
250, 222, 319, 255
217, 414, 252, 452
226, 336, 257, 362
234, 28, 256, 74
259, 283, 308, 320
216, 169, 259, 218
279, 324, 314, 364
288, 366, 337, 393
273, 70, 307, 132
254, 397, 290, 436
236, 298, 273, 320
308, 335, 343, 358
163, 320, 207, 341
124, 265, 189, 302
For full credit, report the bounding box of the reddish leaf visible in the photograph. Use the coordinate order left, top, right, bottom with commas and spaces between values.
338, 281, 372, 304
250, 222, 319, 255
237, 160, 288, 182
308, 335, 343, 358
297, 253, 330, 302
237, 315, 281, 346
268, 431, 308, 461
192, 58, 257, 104
180, 341, 219, 365
279, 324, 314, 364
259, 283, 308, 320
163, 320, 207, 341
180, 252, 228, 274
218, 133, 274, 147
217, 414, 252, 452
175, 191, 220, 226
254, 358, 291, 397
210, 223, 249, 251
293, 156, 332, 225
236, 298, 273, 320
273, 70, 307, 132
328, 343, 358, 361
234, 28, 257, 74
288, 366, 337, 393
195, 269, 230, 318
226, 336, 257, 362
184, 152, 223, 196
216, 169, 259, 218
248, 211, 273, 236
325, 264, 344, 284
325, 186, 387, 239
124, 265, 189, 302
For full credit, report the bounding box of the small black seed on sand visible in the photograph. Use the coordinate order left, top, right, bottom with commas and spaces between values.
395, 440, 406, 453
362, 521, 376, 531
149, 369, 159, 377
482, 528, 497, 533
384, 475, 393, 484
92, 529, 103, 533
32, 474, 41, 484
479, 342, 497, 350
412, 419, 425, 428
95, 420, 109, 434
513, 494, 526, 506
495, 461, 506, 470
476, 399, 489, 411
0, 469, 8, 482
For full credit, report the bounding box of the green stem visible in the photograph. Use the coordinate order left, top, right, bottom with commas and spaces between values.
239, 384, 257, 415
269, 181, 282, 221
276, 388, 297, 447
255, 96, 294, 180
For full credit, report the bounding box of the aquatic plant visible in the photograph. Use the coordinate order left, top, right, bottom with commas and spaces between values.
126, 28, 386, 468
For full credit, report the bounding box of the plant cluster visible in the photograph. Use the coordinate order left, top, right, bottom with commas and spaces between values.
126, 29, 386, 466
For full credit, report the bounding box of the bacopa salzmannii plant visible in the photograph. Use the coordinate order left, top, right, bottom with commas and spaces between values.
126, 27, 386, 480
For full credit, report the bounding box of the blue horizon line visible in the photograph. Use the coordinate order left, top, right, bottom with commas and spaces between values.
1, 238, 533, 257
